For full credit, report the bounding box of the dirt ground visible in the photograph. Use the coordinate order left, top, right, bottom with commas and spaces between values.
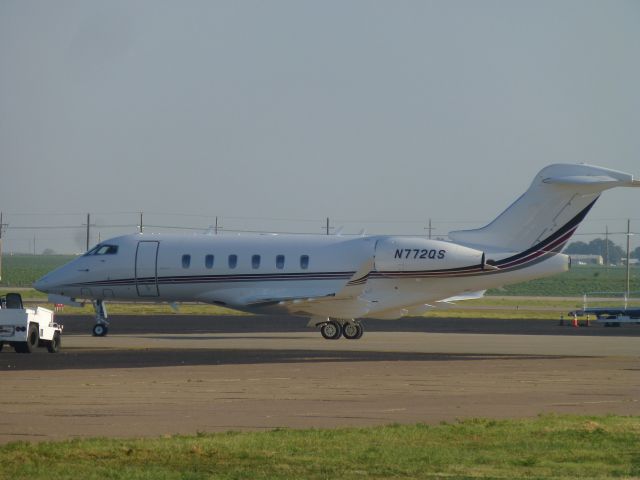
0, 316, 638, 444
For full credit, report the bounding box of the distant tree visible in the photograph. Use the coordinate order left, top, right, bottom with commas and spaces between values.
588, 238, 625, 265
564, 238, 625, 264
564, 241, 590, 255
632, 246, 640, 260
41, 248, 56, 255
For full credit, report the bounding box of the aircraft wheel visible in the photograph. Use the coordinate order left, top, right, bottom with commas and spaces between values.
342, 322, 363, 340
354, 322, 364, 339
320, 321, 342, 340
92, 324, 109, 337
47, 332, 61, 353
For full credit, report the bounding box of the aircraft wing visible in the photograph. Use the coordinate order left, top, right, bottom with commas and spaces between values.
244, 293, 335, 307
242, 258, 376, 317
363, 290, 486, 320
436, 290, 486, 304
239, 261, 486, 319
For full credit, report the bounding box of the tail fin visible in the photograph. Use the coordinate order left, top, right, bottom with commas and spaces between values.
449, 163, 640, 253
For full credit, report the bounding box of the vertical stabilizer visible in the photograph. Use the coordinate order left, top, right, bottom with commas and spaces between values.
449, 164, 640, 252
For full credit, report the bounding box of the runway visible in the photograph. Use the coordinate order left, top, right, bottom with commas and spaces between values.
0, 315, 638, 444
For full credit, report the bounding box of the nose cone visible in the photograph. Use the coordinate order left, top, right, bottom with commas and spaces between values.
33, 275, 52, 293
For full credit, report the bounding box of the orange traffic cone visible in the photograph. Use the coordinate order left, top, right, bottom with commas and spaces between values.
572, 314, 579, 328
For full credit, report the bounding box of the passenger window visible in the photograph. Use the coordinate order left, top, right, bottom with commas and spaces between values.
300, 255, 309, 269
252, 254, 261, 269
182, 254, 191, 269
276, 255, 285, 269
228, 254, 237, 269
205, 254, 214, 269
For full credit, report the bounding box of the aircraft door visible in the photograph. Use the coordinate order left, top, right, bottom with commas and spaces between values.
135, 241, 159, 297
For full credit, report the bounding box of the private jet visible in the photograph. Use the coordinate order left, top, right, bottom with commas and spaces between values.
34, 163, 639, 339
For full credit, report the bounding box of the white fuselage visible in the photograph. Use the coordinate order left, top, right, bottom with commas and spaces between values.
34, 163, 640, 329
34, 232, 568, 320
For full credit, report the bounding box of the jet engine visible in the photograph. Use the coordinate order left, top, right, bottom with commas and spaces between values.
374, 237, 486, 272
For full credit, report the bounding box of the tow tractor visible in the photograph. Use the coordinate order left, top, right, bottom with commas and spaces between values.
0, 293, 63, 353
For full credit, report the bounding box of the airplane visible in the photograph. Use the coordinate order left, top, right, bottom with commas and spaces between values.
34, 163, 639, 339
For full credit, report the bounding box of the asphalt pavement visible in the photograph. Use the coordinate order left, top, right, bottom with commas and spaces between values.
55, 313, 640, 336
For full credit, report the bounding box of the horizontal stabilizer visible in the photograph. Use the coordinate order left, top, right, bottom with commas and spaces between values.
543, 175, 640, 186
449, 164, 639, 252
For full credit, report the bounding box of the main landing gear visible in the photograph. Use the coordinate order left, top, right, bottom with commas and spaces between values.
316, 319, 364, 340
92, 299, 110, 337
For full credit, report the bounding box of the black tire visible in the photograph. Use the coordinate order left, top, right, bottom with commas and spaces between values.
342, 322, 363, 340
354, 322, 364, 339
18, 324, 40, 353
92, 324, 109, 337
47, 332, 61, 353
0, 342, 3, 353
320, 321, 342, 340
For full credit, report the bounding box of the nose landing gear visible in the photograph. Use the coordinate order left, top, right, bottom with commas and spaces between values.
92, 300, 109, 337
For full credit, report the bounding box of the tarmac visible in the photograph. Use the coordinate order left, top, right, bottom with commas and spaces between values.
0, 315, 638, 444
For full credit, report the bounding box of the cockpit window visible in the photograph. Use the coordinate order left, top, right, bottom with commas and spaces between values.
85, 244, 119, 256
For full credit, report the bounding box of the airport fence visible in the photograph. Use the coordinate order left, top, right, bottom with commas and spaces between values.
0, 211, 638, 257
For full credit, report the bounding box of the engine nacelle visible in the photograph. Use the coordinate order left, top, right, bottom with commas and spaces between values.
374, 237, 485, 272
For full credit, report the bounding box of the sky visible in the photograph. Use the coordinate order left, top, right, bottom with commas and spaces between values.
1, 0, 639, 253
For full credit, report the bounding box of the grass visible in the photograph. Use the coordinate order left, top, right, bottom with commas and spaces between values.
4, 290, 638, 320
2, 256, 639, 320
0, 415, 637, 479
0, 254, 76, 288
0, 289, 581, 319
2, 255, 639, 296
487, 265, 640, 297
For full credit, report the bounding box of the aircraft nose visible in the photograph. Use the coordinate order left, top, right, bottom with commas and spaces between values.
33, 275, 52, 293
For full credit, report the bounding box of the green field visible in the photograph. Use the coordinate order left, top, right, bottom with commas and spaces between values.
2, 255, 639, 321
0, 415, 637, 480
487, 265, 640, 297
2, 255, 639, 295
0, 286, 605, 319
0, 254, 76, 288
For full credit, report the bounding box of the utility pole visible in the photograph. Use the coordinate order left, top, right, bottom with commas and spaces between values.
0, 212, 5, 281
139, 212, 144, 233
84, 213, 96, 251
605, 225, 609, 276
425, 218, 433, 239
626, 219, 631, 299
86, 213, 91, 251
324, 217, 334, 235
215, 216, 219, 235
